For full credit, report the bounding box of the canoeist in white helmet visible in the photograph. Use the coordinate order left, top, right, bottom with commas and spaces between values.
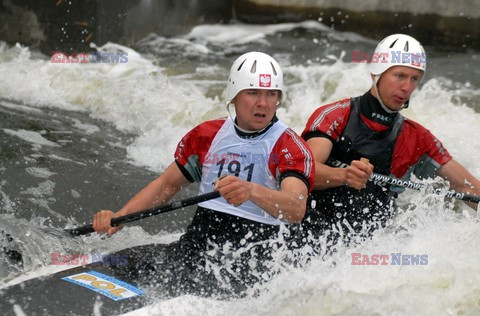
300, 34, 480, 247
92, 52, 314, 296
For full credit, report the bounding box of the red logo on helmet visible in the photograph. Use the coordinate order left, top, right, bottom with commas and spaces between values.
411, 54, 421, 67
259, 74, 271, 87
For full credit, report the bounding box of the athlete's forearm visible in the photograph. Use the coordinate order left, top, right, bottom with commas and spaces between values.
116, 179, 176, 216
249, 179, 308, 223
438, 159, 480, 209
313, 162, 347, 190
116, 163, 188, 216
306, 138, 347, 190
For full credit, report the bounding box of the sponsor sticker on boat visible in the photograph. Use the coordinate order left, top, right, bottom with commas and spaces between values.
62, 270, 143, 301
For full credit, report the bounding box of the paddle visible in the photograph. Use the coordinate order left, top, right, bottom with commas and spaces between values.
369, 172, 480, 203
359, 158, 480, 203
65, 191, 221, 237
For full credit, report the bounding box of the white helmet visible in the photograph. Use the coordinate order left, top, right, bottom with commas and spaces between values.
226, 52, 284, 103
370, 34, 426, 76
370, 34, 426, 112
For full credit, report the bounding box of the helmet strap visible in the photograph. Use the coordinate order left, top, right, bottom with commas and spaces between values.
226, 102, 273, 134
373, 75, 408, 113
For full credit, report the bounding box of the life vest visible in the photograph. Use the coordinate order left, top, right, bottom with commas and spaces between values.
327, 96, 404, 176
198, 117, 288, 225
305, 97, 402, 241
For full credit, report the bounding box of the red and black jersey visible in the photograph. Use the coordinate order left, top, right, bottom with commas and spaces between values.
175, 117, 315, 192
302, 97, 452, 178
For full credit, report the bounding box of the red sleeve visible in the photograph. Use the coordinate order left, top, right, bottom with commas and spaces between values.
301, 98, 352, 142
391, 119, 452, 178
174, 118, 226, 181
270, 128, 315, 192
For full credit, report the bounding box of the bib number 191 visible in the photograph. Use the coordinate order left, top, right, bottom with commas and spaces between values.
216, 159, 254, 182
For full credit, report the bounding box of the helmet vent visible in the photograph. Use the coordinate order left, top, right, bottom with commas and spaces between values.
270, 62, 278, 75
250, 60, 257, 73
389, 38, 398, 48
237, 59, 246, 71
404, 41, 409, 52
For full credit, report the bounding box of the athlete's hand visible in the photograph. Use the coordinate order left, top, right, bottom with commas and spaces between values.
93, 210, 124, 236
214, 175, 252, 207
345, 160, 373, 190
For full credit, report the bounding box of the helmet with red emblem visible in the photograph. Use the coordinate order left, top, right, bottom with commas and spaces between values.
226, 52, 284, 103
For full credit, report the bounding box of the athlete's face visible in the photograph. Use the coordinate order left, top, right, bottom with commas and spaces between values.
233, 89, 280, 131
373, 66, 423, 111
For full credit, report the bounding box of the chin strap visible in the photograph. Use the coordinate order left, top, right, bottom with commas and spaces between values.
373, 75, 409, 112
226, 101, 274, 134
